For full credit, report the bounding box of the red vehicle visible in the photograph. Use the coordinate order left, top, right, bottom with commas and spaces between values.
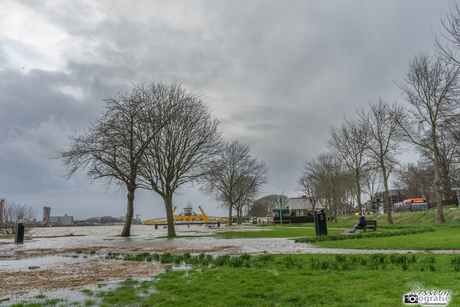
394, 202, 404, 212
402, 198, 429, 212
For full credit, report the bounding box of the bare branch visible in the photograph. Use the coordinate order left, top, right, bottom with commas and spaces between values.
58, 82, 182, 236
200, 140, 269, 226
396, 52, 460, 224
137, 87, 223, 236
0, 200, 37, 235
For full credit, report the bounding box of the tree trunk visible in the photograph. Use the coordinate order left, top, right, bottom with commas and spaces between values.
333, 201, 337, 223
432, 135, 445, 224
324, 204, 329, 223
381, 165, 393, 225
440, 162, 455, 201
228, 203, 233, 226
333, 189, 338, 224
356, 178, 362, 213
121, 187, 135, 237
326, 197, 331, 223
164, 194, 176, 237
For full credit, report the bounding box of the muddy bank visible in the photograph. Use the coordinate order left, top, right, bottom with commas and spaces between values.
0, 258, 164, 297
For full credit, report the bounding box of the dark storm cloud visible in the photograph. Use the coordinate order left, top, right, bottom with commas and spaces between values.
0, 0, 452, 219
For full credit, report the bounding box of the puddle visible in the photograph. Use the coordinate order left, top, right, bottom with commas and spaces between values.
1, 278, 158, 306
0, 254, 100, 272
164, 261, 193, 272
1, 288, 89, 306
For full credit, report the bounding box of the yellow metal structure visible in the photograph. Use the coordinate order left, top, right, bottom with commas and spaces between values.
142, 204, 229, 225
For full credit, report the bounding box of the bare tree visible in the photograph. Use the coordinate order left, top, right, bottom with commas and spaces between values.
233, 180, 255, 224
396, 52, 460, 224
137, 90, 222, 237
327, 120, 370, 212
59, 82, 179, 237
200, 141, 269, 226
417, 128, 460, 202
300, 157, 332, 221
297, 172, 321, 213
357, 99, 404, 224
361, 167, 383, 213
394, 162, 434, 201
249, 194, 289, 217
301, 153, 348, 223
0, 200, 37, 235
435, 1, 460, 66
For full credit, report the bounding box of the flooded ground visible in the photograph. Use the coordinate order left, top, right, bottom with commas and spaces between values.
0, 224, 454, 299
0, 224, 429, 258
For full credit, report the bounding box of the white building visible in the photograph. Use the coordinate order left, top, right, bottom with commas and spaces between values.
286, 197, 323, 216
43, 207, 74, 226
49, 214, 74, 226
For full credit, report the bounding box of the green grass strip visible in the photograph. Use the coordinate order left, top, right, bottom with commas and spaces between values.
215, 227, 343, 239
314, 227, 460, 250
294, 227, 435, 244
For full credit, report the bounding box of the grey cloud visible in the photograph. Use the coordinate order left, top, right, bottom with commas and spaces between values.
0, 0, 453, 220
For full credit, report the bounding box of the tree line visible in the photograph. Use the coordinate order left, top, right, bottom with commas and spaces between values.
59, 83, 269, 237
298, 2, 460, 225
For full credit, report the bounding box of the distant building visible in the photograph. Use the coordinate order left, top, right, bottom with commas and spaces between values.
337, 203, 356, 214
49, 214, 74, 226
285, 197, 323, 216
372, 190, 406, 213
43, 207, 74, 226
74, 220, 88, 226
43, 207, 51, 223
363, 200, 373, 214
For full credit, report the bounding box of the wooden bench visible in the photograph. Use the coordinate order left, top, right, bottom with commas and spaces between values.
272, 220, 292, 226
355, 220, 377, 232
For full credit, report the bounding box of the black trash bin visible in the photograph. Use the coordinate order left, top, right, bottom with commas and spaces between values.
217, 221, 220, 227
15, 223, 25, 244
314, 209, 328, 236
155, 224, 158, 230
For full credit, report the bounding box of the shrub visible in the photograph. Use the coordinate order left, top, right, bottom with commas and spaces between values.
273, 215, 314, 223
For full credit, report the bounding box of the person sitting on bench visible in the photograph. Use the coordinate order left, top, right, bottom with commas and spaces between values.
349, 212, 366, 233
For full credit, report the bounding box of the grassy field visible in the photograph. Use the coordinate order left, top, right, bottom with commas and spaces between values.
9, 253, 460, 307
261, 207, 460, 230
331, 206, 460, 226
0, 235, 13, 239
310, 227, 460, 250
283, 207, 460, 250
215, 227, 343, 239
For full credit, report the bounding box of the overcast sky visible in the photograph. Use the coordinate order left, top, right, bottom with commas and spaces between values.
0, 0, 453, 221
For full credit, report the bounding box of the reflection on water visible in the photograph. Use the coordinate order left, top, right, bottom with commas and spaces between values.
0, 254, 100, 272
164, 261, 193, 272
1, 277, 157, 306
0, 225, 426, 261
